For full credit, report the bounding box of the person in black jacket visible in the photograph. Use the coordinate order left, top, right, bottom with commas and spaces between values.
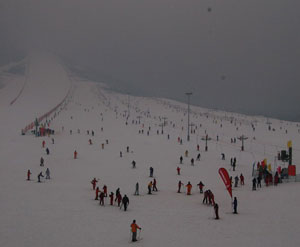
121, 195, 129, 211
233, 197, 238, 214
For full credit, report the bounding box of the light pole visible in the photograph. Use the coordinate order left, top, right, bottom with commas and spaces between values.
185, 92, 192, 141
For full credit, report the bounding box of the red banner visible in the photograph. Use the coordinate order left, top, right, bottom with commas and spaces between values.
218, 168, 232, 198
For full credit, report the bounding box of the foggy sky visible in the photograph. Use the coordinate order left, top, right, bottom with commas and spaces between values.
1, 0, 300, 121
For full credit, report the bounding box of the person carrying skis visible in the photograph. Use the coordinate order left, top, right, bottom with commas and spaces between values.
45, 168, 50, 179
152, 179, 158, 191
197, 181, 204, 193
95, 187, 100, 200
134, 182, 139, 195
147, 181, 153, 194
27, 169, 32, 181
122, 195, 129, 211
109, 192, 114, 205
130, 220, 141, 242
233, 197, 238, 214
177, 167, 181, 175
186, 182, 192, 195
91, 178, 98, 190
214, 203, 219, 219
178, 181, 184, 193
37, 172, 44, 183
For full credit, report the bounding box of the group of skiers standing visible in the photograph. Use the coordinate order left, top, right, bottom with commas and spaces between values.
91, 178, 130, 211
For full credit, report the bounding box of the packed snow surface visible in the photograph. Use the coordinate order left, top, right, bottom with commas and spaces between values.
0, 53, 300, 247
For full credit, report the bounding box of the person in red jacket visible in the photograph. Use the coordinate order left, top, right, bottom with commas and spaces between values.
130, 220, 141, 242
42, 140, 45, 148
178, 181, 184, 193
240, 173, 245, 185
115, 193, 122, 207
186, 182, 192, 195
177, 167, 181, 175
27, 169, 32, 181
109, 192, 114, 205
103, 185, 107, 197
74, 150, 77, 159
91, 178, 98, 190
95, 187, 100, 200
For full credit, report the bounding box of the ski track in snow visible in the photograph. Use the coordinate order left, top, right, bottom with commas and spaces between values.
0, 52, 300, 247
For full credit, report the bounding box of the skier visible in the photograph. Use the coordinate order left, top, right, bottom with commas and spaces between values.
120, 151, 122, 157
51, 138, 54, 144
203, 190, 209, 204
185, 150, 188, 157
37, 172, 44, 183
130, 220, 141, 242
196, 153, 201, 161
214, 203, 219, 219
27, 169, 32, 181
109, 192, 114, 205
274, 172, 279, 186
74, 150, 77, 159
233, 197, 238, 214
149, 167, 154, 177
40, 157, 44, 167
91, 178, 98, 190
132, 160, 136, 168
197, 144, 200, 151
89, 139, 92, 145
178, 181, 184, 193
152, 179, 158, 191
221, 153, 225, 160
197, 181, 204, 193
99, 191, 105, 206
191, 158, 194, 166
115, 188, 120, 198
257, 176, 262, 188
42, 140, 46, 148
148, 181, 153, 194
179, 156, 183, 164
92, 130, 94, 136
234, 176, 239, 187
240, 173, 244, 185
186, 181, 192, 195
95, 187, 100, 200
46, 148, 50, 155
103, 185, 107, 197
126, 146, 129, 153
122, 195, 129, 211
177, 167, 181, 175
45, 168, 50, 179
116, 193, 122, 207
134, 182, 139, 195
252, 178, 257, 191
